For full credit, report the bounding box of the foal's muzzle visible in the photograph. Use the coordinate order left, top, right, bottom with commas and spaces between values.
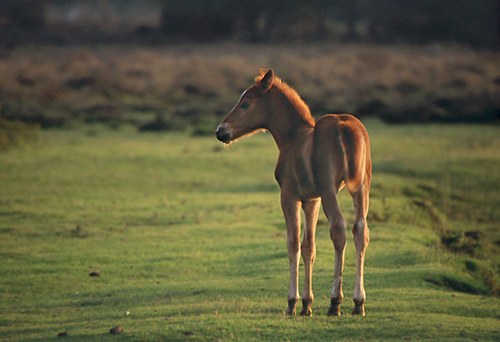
216, 125, 231, 143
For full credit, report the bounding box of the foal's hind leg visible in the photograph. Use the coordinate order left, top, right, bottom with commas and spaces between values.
299, 198, 320, 316
351, 186, 370, 316
321, 189, 347, 316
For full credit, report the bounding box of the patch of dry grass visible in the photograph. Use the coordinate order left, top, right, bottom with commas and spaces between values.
0, 43, 499, 130
0, 117, 39, 150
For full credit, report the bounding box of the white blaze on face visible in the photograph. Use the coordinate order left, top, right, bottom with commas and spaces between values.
217, 89, 253, 143
231, 89, 249, 111
238, 90, 248, 103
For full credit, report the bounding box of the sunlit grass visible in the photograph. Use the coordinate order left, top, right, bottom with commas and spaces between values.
0, 121, 499, 340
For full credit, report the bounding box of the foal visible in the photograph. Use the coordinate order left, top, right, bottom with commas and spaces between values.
216, 69, 372, 317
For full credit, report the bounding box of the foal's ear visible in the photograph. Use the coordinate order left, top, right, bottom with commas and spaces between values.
259, 69, 274, 92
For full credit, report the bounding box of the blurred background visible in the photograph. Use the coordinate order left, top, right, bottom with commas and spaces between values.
0, 0, 499, 140
2, 0, 499, 46
1, 3, 500, 338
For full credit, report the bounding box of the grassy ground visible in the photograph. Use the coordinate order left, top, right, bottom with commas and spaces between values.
0, 121, 499, 341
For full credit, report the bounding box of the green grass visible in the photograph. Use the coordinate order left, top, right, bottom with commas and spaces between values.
0, 121, 499, 341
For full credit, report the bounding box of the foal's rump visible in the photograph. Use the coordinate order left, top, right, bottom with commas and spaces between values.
313, 114, 371, 194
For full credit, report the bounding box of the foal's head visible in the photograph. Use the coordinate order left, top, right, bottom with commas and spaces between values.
216, 69, 275, 144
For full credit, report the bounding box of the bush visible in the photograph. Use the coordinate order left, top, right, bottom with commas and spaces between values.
0, 118, 39, 151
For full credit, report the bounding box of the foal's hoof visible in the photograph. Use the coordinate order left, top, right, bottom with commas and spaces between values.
285, 298, 298, 316
327, 298, 341, 316
351, 304, 365, 317
299, 300, 313, 317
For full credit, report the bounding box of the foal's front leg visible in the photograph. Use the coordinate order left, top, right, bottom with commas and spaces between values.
300, 198, 320, 316
281, 194, 301, 316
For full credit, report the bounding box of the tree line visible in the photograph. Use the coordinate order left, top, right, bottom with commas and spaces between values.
1, 0, 499, 48
160, 0, 499, 48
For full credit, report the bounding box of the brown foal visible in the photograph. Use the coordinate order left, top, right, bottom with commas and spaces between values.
216, 69, 372, 317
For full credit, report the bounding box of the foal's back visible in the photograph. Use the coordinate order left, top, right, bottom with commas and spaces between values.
313, 114, 371, 194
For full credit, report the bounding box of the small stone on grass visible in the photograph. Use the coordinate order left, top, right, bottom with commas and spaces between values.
109, 326, 124, 335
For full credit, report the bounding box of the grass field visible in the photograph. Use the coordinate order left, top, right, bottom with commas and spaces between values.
0, 121, 499, 341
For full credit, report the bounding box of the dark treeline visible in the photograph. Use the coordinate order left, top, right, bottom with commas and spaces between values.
1, 0, 499, 48
160, 0, 499, 48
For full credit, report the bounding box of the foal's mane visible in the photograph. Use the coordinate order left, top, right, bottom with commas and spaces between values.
255, 71, 316, 127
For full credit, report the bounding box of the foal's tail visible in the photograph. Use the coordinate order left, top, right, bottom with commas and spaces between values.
338, 117, 372, 194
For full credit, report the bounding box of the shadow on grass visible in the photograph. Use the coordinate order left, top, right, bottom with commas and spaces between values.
24, 333, 139, 341
425, 273, 491, 296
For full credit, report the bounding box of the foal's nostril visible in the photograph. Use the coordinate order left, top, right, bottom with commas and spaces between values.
216, 126, 231, 143
215, 126, 224, 140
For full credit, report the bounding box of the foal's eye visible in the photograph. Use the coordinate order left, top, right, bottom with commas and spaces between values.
240, 102, 250, 110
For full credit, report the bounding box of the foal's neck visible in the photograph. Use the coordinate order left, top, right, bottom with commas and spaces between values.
266, 88, 314, 150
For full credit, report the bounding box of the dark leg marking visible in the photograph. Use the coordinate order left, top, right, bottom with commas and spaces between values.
286, 298, 298, 316
299, 299, 313, 317
327, 298, 342, 316
352, 299, 366, 317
